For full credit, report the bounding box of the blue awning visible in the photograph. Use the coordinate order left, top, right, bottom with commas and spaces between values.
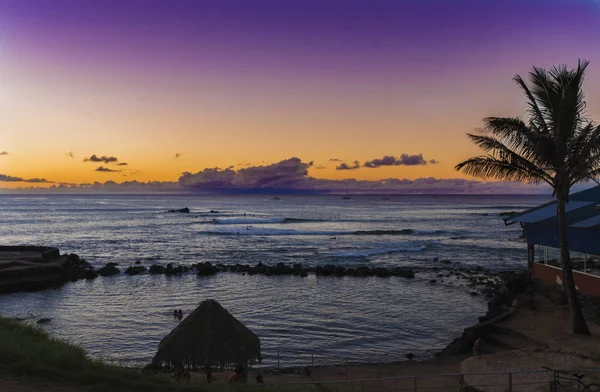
504, 201, 595, 224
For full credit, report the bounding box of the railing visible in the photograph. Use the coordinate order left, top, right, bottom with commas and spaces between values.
214, 368, 600, 391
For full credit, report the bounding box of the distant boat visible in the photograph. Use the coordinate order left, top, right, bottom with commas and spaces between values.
272, 196, 281, 200
342, 189, 351, 200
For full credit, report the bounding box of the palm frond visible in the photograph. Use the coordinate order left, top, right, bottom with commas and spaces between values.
455, 156, 551, 185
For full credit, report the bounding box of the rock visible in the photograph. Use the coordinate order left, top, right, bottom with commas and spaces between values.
469, 291, 479, 296
167, 208, 190, 213
209, 210, 219, 213
473, 338, 483, 355
405, 353, 414, 360
197, 262, 218, 276
134, 260, 141, 265
125, 266, 147, 275
429, 279, 437, 284
433, 257, 439, 262
36, 318, 52, 324
84, 270, 98, 280
105, 262, 119, 267
149, 264, 166, 274
97, 265, 120, 276
440, 259, 451, 264
165, 264, 183, 275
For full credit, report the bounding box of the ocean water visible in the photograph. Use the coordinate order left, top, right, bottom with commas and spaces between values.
0, 194, 548, 367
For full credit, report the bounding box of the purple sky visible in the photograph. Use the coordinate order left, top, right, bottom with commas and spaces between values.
2, 0, 600, 193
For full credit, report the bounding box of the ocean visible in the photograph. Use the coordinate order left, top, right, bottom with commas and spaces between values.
0, 193, 548, 368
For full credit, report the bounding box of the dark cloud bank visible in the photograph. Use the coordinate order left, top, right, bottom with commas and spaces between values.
1, 157, 549, 194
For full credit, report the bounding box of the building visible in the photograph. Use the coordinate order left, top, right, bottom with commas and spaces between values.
505, 186, 600, 296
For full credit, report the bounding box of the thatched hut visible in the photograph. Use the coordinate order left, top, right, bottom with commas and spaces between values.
152, 299, 261, 369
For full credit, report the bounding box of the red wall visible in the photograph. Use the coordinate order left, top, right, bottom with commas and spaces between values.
532, 263, 600, 297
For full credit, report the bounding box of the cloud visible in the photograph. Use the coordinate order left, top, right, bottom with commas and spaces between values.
336, 160, 361, 170
95, 166, 120, 173
179, 157, 313, 190
0, 156, 553, 195
227, 165, 235, 169
363, 153, 429, 168
0, 174, 50, 183
315, 165, 326, 169
117, 162, 128, 166
175, 153, 181, 159
429, 159, 439, 164
329, 158, 342, 162
66, 151, 74, 158
0, 151, 8, 156
84, 154, 119, 164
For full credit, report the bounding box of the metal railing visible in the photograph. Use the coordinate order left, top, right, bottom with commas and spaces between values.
218, 367, 600, 392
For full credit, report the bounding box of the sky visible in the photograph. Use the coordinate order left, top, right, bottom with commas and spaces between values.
1, 0, 600, 193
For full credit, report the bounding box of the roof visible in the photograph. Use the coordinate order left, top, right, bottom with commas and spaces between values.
504, 201, 595, 224
570, 214, 600, 228
152, 299, 261, 367
503, 185, 600, 225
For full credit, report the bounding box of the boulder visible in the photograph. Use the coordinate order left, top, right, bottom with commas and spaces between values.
149, 264, 166, 274
196, 262, 218, 276
167, 207, 190, 213
165, 264, 183, 275
134, 260, 141, 265
105, 262, 119, 267
36, 318, 52, 324
125, 266, 147, 275
97, 265, 120, 277
84, 270, 98, 280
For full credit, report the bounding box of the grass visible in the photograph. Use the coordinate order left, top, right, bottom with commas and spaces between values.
0, 316, 326, 391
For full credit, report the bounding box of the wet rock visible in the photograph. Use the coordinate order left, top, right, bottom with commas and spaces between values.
440, 259, 451, 264
405, 353, 414, 360
429, 279, 437, 284
98, 264, 120, 276
149, 264, 166, 274
197, 262, 218, 276
167, 207, 190, 213
134, 260, 141, 265
165, 264, 183, 275
125, 266, 147, 275
36, 318, 52, 324
105, 262, 119, 268
469, 291, 479, 296
84, 270, 98, 280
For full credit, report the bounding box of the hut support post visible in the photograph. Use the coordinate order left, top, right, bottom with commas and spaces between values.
508, 372, 513, 392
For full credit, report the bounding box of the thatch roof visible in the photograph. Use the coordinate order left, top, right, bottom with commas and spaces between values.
152, 299, 261, 368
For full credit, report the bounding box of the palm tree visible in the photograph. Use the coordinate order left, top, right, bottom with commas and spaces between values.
456, 59, 600, 335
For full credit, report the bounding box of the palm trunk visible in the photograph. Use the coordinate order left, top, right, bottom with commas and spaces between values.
557, 196, 590, 335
